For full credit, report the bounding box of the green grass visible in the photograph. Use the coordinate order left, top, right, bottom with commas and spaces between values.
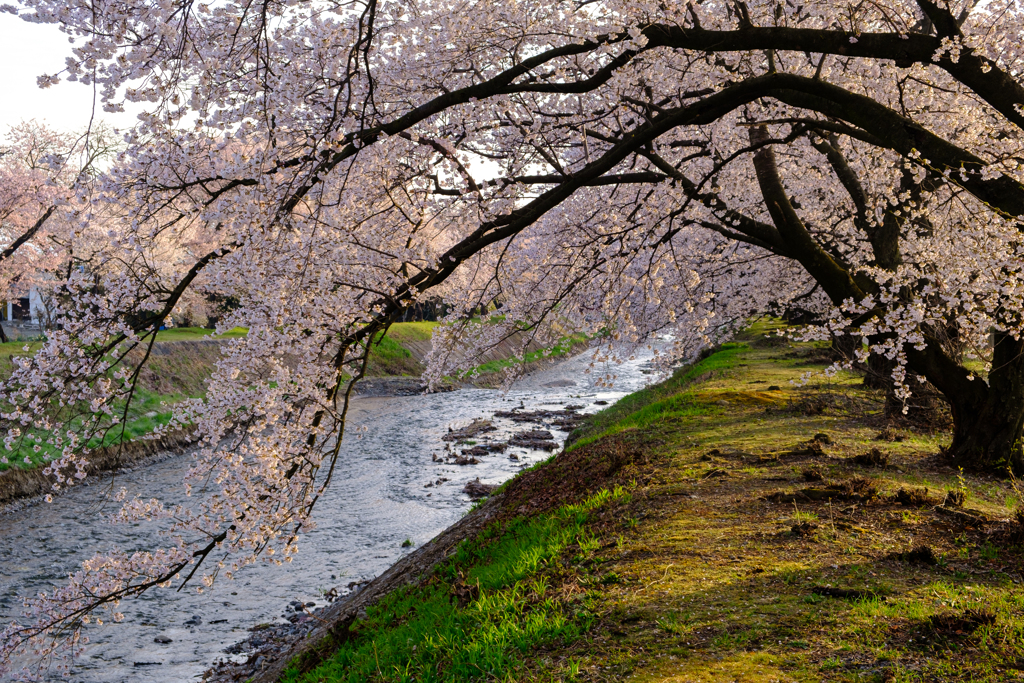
567, 342, 745, 449
460, 333, 589, 378
335, 322, 437, 376
154, 326, 248, 341
0, 333, 229, 471
265, 323, 1024, 683
283, 487, 630, 683
0, 341, 45, 377
0, 384, 188, 471
383, 322, 437, 344
366, 324, 437, 376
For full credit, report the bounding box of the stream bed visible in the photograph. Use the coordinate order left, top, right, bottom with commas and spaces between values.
0, 346, 662, 681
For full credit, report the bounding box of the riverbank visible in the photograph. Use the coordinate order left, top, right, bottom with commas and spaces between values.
363, 322, 589, 390
0, 323, 582, 506
0, 331, 238, 477
0, 335, 228, 506
227, 335, 1024, 683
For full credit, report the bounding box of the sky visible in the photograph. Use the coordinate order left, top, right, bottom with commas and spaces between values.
0, 13, 138, 134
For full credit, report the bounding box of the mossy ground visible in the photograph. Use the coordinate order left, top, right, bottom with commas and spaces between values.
283, 328, 1024, 683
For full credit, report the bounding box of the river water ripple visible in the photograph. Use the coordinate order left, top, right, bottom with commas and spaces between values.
0, 347, 661, 681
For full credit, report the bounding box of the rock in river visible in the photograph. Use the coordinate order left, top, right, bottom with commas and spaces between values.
463, 478, 497, 499
508, 429, 557, 451
443, 418, 497, 443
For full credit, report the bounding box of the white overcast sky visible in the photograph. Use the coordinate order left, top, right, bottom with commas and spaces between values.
0, 13, 138, 133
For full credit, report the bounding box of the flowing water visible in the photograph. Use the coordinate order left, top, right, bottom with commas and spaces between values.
0, 347, 662, 681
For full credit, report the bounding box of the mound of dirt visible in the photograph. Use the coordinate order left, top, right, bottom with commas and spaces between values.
766, 477, 878, 504
942, 489, 966, 508
786, 390, 873, 417
495, 431, 656, 520
801, 467, 824, 482
851, 448, 888, 468
811, 586, 876, 600
791, 521, 818, 536
888, 487, 936, 507
874, 426, 907, 442
928, 609, 997, 636
889, 545, 938, 565
992, 510, 1024, 547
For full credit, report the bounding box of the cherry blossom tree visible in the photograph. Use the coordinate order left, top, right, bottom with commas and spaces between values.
0, 121, 118, 340
3, 0, 1024, 676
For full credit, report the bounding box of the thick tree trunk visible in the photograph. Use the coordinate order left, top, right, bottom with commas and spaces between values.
944, 332, 1024, 473
884, 374, 947, 425
947, 397, 1024, 472
746, 125, 1022, 471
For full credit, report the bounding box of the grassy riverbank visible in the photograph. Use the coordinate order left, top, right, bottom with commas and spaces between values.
281, 332, 1024, 683
0, 335, 229, 472
366, 322, 589, 381
0, 324, 433, 472
0, 322, 584, 474
367, 322, 437, 376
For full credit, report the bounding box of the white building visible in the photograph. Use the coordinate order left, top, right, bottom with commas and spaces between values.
2, 287, 48, 326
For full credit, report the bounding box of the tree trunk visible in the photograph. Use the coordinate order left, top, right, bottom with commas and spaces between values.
863, 352, 893, 390
830, 333, 857, 363
947, 396, 1024, 473
884, 374, 947, 426
945, 332, 1024, 473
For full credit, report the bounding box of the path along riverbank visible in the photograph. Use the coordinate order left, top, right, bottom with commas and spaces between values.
226, 333, 1024, 683
0, 340, 657, 682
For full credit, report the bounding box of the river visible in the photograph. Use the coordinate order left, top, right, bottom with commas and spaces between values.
0, 346, 662, 681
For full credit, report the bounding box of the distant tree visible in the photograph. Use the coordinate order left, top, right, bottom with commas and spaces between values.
4, 0, 1024, 676
0, 121, 116, 340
